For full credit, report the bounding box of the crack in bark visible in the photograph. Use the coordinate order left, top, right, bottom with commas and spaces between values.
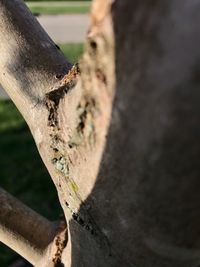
52, 220, 68, 267
45, 63, 111, 257
45, 64, 82, 219
45, 64, 80, 128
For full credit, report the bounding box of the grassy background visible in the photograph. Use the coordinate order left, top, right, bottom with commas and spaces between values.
26, 1, 91, 15
0, 43, 83, 267
25, 0, 90, 2
29, 6, 90, 14
59, 43, 83, 63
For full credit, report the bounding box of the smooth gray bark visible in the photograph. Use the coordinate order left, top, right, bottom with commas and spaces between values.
0, 0, 71, 124
77, 1, 200, 267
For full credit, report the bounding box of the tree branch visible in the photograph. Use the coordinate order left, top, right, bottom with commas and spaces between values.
0, 187, 58, 266
0, 0, 115, 224
0, 0, 116, 265
0, 0, 71, 124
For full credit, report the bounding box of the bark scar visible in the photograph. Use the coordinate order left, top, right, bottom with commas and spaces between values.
52, 219, 68, 267
68, 96, 97, 148
45, 64, 80, 127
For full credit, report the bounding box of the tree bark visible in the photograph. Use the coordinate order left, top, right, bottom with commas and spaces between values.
1, 0, 200, 266
84, 1, 200, 267
0, 0, 115, 265
0, 187, 58, 266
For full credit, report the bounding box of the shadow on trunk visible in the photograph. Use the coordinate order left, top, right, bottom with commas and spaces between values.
70, 1, 200, 266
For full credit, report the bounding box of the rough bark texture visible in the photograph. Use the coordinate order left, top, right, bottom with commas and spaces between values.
0, 0, 200, 266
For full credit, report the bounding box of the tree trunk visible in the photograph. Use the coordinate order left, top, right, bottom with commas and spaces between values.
0, 0, 200, 266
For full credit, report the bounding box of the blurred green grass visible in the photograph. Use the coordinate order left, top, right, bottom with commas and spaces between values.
26, 1, 90, 2
59, 43, 84, 63
26, 2, 91, 15
0, 43, 83, 267
29, 6, 90, 14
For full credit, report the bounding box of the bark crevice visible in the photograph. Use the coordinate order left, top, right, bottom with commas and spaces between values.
45, 64, 80, 128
